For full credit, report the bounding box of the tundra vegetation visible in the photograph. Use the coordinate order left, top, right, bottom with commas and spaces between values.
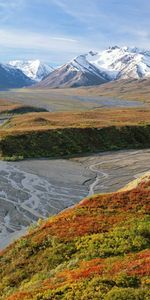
0, 175, 150, 299
1, 108, 150, 160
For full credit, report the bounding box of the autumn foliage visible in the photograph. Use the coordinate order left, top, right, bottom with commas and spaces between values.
0, 175, 150, 300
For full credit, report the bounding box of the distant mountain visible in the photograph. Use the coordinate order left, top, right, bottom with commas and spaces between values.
1, 46, 150, 89
36, 46, 150, 88
0, 63, 34, 89
88, 46, 150, 80
9, 60, 54, 82
36, 53, 110, 88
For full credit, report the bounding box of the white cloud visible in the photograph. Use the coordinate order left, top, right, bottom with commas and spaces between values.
0, 0, 150, 62
52, 37, 77, 42
0, 0, 25, 21
0, 29, 89, 53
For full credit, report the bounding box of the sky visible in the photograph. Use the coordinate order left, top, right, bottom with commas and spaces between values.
0, 0, 150, 64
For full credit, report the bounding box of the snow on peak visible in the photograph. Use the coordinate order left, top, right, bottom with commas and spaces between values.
8, 45, 150, 87
81, 46, 150, 80
69, 46, 150, 80
9, 60, 53, 81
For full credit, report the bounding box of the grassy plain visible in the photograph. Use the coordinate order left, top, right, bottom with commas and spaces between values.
1, 107, 150, 133
0, 80, 149, 113
0, 82, 150, 159
0, 89, 94, 112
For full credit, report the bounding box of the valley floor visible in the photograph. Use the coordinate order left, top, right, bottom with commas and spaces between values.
0, 88, 146, 112
0, 149, 150, 249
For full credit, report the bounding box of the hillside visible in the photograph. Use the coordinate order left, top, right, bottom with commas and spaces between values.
0, 173, 150, 300
74, 78, 150, 103
0, 99, 48, 115
1, 108, 150, 159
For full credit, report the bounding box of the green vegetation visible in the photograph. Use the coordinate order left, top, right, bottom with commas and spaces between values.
1, 105, 48, 115
0, 176, 150, 299
1, 107, 150, 160
1, 125, 150, 160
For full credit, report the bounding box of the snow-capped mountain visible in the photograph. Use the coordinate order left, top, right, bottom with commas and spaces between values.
36, 54, 110, 88
1, 46, 150, 89
0, 63, 34, 89
36, 46, 150, 88
86, 46, 150, 80
9, 60, 54, 82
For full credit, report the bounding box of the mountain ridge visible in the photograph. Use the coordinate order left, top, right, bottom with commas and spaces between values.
1, 45, 150, 88
35, 45, 150, 88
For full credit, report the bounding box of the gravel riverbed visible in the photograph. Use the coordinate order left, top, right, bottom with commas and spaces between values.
0, 149, 150, 249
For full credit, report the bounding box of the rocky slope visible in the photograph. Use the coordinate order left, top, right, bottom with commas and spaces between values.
36, 54, 109, 88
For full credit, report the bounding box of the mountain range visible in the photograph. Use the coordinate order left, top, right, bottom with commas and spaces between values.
0, 60, 53, 89
36, 45, 150, 88
1, 46, 150, 89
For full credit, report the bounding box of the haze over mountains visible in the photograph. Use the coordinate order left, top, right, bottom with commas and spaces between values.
1, 46, 150, 89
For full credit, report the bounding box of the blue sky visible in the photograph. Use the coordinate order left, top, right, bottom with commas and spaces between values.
0, 0, 150, 64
